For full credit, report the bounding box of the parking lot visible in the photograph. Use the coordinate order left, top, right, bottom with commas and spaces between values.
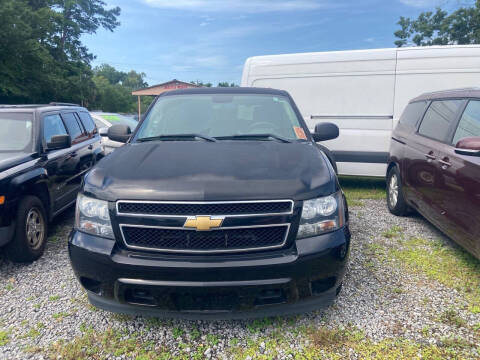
0, 179, 479, 360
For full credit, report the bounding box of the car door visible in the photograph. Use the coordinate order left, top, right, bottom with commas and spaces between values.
435, 99, 480, 256
76, 111, 101, 169
41, 112, 78, 213
402, 99, 465, 227
57, 111, 93, 205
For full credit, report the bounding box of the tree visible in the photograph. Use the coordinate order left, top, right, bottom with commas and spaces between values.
394, 1, 480, 47
0, 0, 120, 104
217, 82, 238, 87
190, 80, 212, 87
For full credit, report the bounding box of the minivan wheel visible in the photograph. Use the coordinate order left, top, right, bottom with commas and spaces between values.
6, 196, 48, 262
386, 166, 409, 216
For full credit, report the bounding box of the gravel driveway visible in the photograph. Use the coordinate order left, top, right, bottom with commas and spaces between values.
0, 198, 479, 359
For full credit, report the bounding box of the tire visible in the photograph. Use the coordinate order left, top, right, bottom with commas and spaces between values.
386, 166, 409, 216
6, 196, 48, 262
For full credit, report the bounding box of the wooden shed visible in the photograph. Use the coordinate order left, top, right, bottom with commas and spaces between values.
132, 79, 200, 119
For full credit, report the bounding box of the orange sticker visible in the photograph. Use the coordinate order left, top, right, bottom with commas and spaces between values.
294, 126, 307, 140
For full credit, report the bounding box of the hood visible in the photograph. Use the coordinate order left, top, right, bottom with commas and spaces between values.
84, 141, 336, 202
0, 152, 36, 173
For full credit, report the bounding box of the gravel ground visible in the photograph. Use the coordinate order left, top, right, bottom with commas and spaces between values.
0, 198, 479, 359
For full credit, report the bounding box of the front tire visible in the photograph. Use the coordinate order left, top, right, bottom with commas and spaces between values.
386, 166, 409, 216
6, 196, 48, 262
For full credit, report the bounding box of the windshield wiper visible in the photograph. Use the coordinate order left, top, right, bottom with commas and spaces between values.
214, 134, 292, 143
137, 134, 216, 142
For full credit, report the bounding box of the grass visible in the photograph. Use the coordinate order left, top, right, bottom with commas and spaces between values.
0, 330, 9, 346
339, 176, 386, 207
383, 225, 403, 239
440, 309, 467, 328
390, 237, 480, 312
48, 328, 171, 360
227, 326, 478, 360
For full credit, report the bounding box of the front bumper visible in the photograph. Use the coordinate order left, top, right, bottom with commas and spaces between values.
68, 227, 350, 319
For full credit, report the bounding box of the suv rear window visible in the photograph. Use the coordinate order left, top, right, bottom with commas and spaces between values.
399, 101, 427, 127
77, 112, 96, 134
62, 112, 84, 142
0, 112, 34, 152
418, 100, 463, 142
453, 100, 480, 144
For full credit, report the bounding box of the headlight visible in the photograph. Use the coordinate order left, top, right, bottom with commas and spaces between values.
75, 193, 114, 239
297, 192, 345, 239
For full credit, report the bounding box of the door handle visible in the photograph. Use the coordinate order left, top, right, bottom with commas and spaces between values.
88, 144, 93, 150
424, 152, 436, 162
439, 157, 451, 170
69, 151, 77, 158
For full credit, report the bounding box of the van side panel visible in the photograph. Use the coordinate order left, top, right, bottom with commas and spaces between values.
394, 46, 480, 123
247, 49, 396, 177
242, 46, 480, 177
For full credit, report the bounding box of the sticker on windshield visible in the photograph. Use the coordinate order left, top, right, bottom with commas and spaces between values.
294, 126, 307, 140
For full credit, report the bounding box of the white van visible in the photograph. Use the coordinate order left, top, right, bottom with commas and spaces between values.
241, 45, 480, 177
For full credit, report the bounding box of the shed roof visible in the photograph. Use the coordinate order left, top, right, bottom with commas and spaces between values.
131, 79, 200, 96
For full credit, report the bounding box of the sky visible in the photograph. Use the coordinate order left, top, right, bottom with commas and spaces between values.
82, 0, 473, 86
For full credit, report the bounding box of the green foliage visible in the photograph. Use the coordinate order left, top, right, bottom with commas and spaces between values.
0, 0, 119, 105
395, 0, 480, 47
90, 64, 151, 113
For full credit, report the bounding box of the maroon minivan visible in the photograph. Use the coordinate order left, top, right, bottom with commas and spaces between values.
388, 88, 480, 259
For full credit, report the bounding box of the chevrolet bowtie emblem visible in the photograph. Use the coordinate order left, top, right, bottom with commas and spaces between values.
184, 216, 224, 231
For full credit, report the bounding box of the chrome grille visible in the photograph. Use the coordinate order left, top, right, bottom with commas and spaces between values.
116, 200, 294, 254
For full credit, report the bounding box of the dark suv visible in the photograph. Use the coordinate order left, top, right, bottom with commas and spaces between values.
0, 104, 102, 262
69, 87, 350, 318
388, 88, 480, 259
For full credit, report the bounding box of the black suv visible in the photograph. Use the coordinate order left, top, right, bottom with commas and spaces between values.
0, 104, 102, 262
69, 88, 350, 318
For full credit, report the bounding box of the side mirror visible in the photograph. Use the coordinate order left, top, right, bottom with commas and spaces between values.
455, 137, 480, 156
108, 124, 131, 143
312, 122, 339, 142
46, 134, 71, 150
98, 127, 108, 137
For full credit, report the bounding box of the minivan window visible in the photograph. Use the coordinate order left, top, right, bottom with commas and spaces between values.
452, 100, 480, 145
62, 112, 84, 142
0, 112, 33, 152
43, 114, 68, 144
418, 100, 463, 142
399, 101, 427, 127
78, 112, 96, 134
135, 94, 304, 141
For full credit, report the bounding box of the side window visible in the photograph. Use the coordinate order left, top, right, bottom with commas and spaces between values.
77, 112, 96, 134
43, 114, 68, 144
418, 100, 463, 142
452, 100, 480, 145
62, 112, 84, 142
399, 101, 427, 127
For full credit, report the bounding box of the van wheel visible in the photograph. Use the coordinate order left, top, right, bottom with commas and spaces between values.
6, 196, 48, 262
386, 166, 409, 216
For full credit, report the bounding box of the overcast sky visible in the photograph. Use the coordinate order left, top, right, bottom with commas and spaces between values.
82, 0, 472, 86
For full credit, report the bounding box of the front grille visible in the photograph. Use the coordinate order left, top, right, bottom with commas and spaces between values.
117, 201, 292, 216
121, 225, 289, 253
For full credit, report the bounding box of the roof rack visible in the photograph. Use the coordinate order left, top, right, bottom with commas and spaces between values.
49, 102, 80, 107
0, 102, 81, 109
0, 104, 46, 108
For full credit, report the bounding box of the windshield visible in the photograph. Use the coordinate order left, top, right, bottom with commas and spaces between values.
96, 113, 138, 130
0, 112, 34, 152
135, 94, 306, 141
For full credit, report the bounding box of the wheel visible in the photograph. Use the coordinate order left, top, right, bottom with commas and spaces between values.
386, 166, 409, 216
6, 196, 48, 262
